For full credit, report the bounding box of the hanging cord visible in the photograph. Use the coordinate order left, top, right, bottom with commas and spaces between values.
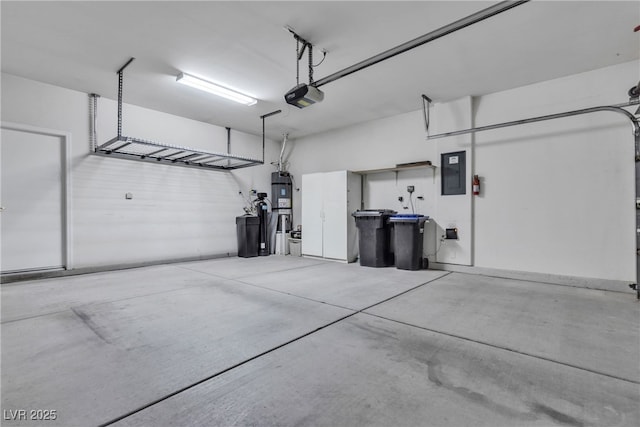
425, 237, 445, 257
290, 173, 299, 192
308, 44, 313, 84
409, 193, 415, 214
287, 28, 322, 86
296, 39, 300, 86
313, 50, 327, 67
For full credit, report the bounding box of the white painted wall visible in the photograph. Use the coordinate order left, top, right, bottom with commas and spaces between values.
431, 97, 473, 266
3, 59, 636, 281
287, 109, 435, 218
285, 108, 442, 258
472, 62, 636, 281
287, 61, 638, 282
1, 73, 278, 269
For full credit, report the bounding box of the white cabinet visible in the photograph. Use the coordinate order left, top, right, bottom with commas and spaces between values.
301, 171, 361, 262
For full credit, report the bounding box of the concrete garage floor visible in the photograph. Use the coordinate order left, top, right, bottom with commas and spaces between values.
1, 257, 638, 427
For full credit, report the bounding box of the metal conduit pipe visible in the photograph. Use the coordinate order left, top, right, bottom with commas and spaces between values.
423, 99, 640, 297
279, 133, 288, 172
312, 0, 529, 88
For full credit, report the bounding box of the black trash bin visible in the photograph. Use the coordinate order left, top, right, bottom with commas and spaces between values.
236, 215, 260, 258
352, 209, 397, 267
389, 214, 428, 270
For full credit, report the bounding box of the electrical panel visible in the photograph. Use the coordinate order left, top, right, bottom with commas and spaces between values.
441, 151, 466, 196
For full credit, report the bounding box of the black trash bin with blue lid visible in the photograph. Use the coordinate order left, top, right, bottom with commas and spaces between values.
352, 209, 396, 267
389, 214, 428, 270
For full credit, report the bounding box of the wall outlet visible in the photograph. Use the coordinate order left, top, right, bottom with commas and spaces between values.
407, 185, 415, 193
125, 192, 133, 200
445, 228, 458, 239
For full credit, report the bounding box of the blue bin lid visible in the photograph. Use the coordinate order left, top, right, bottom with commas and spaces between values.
389, 214, 429, 222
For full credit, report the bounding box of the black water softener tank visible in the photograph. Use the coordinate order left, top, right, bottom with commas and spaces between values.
256, 193, 270, 256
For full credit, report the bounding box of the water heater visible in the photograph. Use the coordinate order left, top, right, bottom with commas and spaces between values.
271, 171, 293, 231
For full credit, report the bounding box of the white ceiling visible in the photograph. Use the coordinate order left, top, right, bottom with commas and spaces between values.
2, 1, 638, 141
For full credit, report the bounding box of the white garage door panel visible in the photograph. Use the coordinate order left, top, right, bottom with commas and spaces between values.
1, 127, 64, 273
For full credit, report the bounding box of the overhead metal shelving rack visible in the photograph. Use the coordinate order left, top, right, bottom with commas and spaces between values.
89, 57, 264, 171
94, 135, 263, 170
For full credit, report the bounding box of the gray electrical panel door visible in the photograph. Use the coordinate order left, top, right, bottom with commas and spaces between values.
441, 151, 466, 195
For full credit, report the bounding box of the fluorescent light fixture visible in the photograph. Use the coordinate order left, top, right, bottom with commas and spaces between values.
176, 72, 257, 106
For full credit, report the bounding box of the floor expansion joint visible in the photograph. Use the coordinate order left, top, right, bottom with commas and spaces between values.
361, 312, 640, 386
99, 271, 450, 426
